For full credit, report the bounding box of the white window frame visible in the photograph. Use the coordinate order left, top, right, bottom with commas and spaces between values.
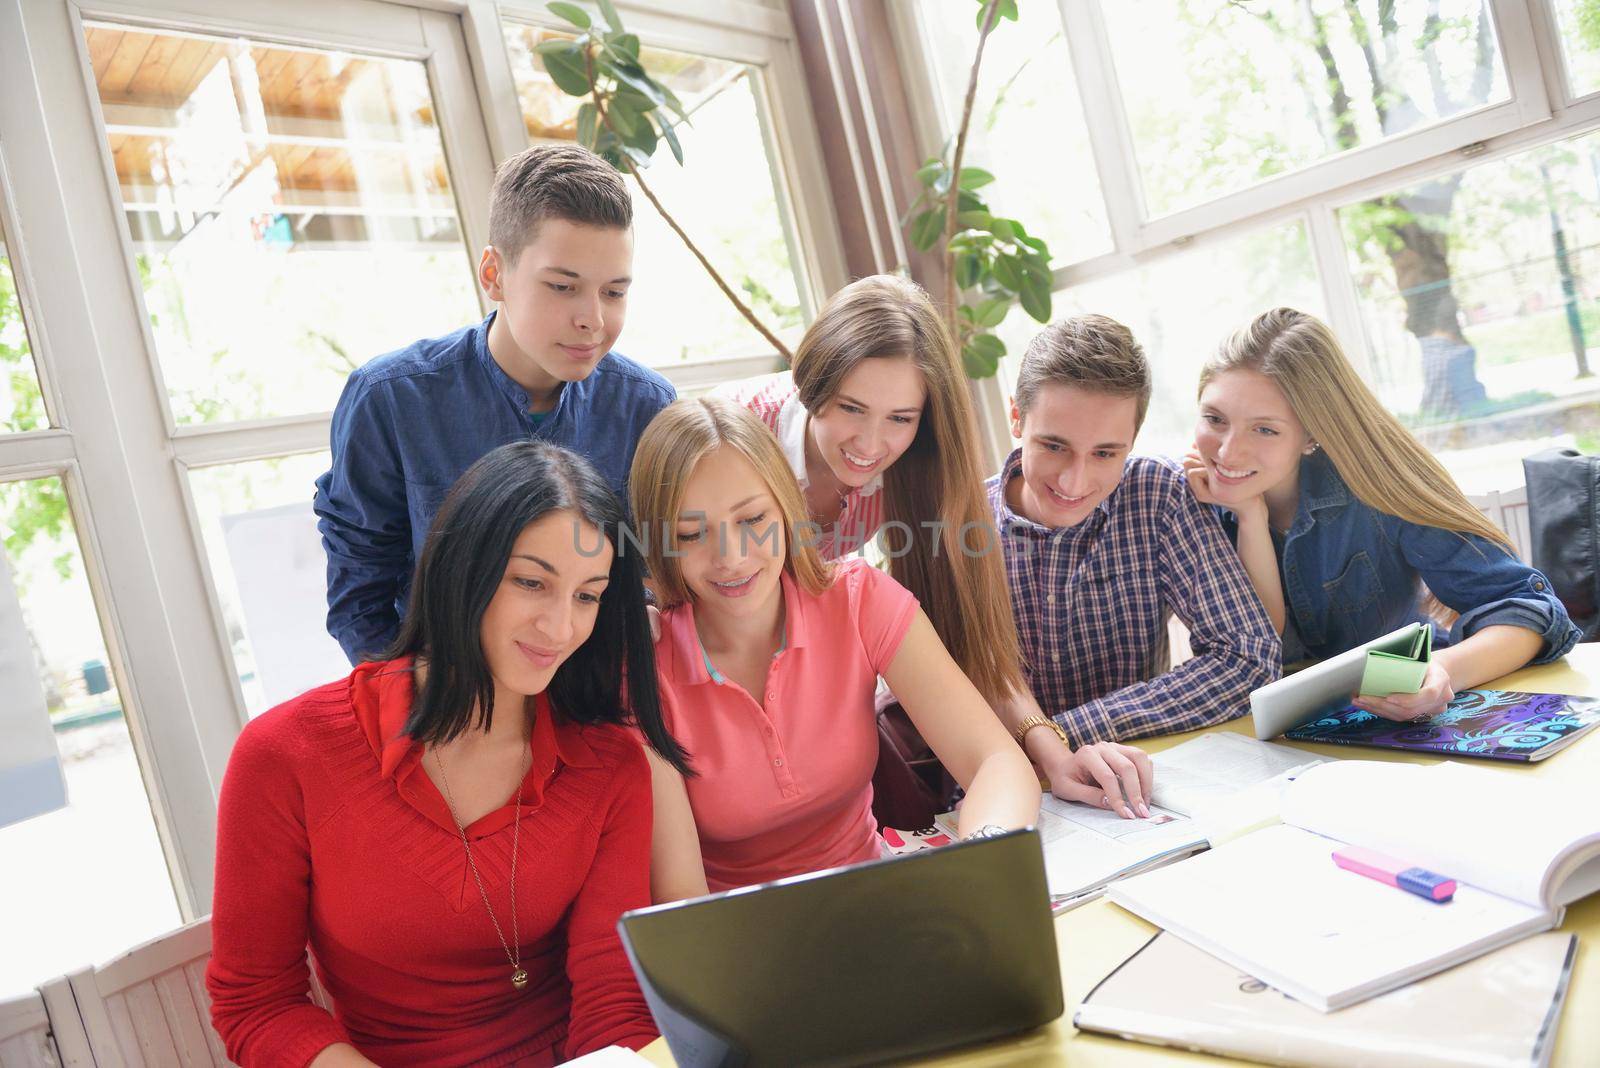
891, 0, 1600, 392
5, 0, 506, 917
3, 0, 853, 929
469, 0, 848, 389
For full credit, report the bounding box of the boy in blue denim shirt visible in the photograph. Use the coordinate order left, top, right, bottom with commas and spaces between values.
314, 144, 673, 663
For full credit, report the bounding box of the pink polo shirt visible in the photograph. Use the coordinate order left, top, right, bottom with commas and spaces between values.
656, 559, 918, 891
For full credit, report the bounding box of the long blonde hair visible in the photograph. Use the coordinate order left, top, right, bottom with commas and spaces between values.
791, 274, 1024, 706
1200, 308, 1511, 553
629, 397, 833, 609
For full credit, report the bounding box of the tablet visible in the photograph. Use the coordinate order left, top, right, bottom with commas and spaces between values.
1250, 622, 1429, 739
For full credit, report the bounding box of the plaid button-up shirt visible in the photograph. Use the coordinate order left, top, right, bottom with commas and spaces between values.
987, 450, 1281, 746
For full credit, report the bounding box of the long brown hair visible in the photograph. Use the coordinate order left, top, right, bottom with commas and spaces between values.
791, 275, 1024, 706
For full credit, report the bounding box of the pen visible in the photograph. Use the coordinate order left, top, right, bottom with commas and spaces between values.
1332, 845, 1456, 902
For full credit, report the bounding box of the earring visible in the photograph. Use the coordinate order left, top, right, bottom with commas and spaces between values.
1303, 442, 1320, 455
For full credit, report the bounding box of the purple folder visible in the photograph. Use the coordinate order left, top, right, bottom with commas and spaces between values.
1285, 689, 1600, 762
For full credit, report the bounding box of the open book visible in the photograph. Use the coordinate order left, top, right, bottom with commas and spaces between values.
938, 734, 1325, 906
1108, 760, 1600, 1011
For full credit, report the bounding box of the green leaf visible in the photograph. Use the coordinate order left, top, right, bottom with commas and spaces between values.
596, 0, 624, 32
957, 190, 985, 212
991, 254, 1023, 292
987, 216, 1018, 241
958, 167, 995, 190
611, 64, 667, 108
547, 1, 591, 29
955, 252, 982, 289
606, 32, 640, 60
1020, 254, 1053, 283
658, 116, 684, 164
607, 98, 640, 137
915, 159, 944, 187
909, 208, 945, 252
541, 47, 593, 96
1018, 233, 1048, 253
576, 102, 598, 148
534, 39, 581, 56
623, 113, 659, 156
1019, 271, 1052, 324
622, 144, 652, 167
962, 333, 1005, 378
956, 209, 993, 229
973, 297, 1009, 328
974, 0, 1017, 25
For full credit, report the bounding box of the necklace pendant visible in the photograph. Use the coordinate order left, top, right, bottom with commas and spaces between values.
511, 967, 528, 990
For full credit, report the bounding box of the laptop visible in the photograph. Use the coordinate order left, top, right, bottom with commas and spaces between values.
1250, 622, 1428, 739
616, 829, 1063, 1067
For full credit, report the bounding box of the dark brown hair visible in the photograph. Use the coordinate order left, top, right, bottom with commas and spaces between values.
488, 143, 631, 260
1015, 314, 1152, 431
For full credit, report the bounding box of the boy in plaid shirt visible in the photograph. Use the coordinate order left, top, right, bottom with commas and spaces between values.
988, 316, 1281, 806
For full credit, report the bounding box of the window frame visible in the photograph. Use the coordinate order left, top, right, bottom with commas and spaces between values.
891, 0, 1600, 410
473, 0, 846, 382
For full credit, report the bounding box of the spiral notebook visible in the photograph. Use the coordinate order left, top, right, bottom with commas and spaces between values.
1284, 689, 1600, 762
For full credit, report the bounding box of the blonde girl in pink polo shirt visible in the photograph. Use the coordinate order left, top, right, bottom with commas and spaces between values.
629, 398, 1041, 900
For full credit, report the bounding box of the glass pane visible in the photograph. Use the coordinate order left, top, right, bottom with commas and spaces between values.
1104, 0, 1510, 217
915, 0, 1112, 265
84, 23, 480, 424
1003, 222, 1323, 459
0, 476, 180, 996
503, 22, 805, 365
1340, 128, 1600, 494
0, 212, 49, 433
1552, 0, 1600, 98
189, 452, 347, 718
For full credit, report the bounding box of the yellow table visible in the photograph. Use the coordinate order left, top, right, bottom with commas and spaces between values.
641, 646, 1600, 1066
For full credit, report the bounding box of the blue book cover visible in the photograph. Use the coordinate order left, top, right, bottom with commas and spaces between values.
1284, 689, 1600, 762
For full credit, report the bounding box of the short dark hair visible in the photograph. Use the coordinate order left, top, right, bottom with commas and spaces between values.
384, 441, 688, 773
1014, 314, 1153, 431
488, 143, 632, 261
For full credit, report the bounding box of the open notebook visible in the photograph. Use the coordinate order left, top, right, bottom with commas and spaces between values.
1108, 760, 1600, 1011
936, 734, 1324, 906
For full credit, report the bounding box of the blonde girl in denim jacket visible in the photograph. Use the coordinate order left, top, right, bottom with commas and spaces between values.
1183, 308, 1580, 723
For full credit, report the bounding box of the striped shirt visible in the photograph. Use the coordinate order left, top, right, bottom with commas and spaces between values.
715, 371, 886, 561
987, 450, 1281, 746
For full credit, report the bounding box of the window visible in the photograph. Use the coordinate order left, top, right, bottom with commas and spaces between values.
0, 477, 180, 996
913, 0, 1111, 265
0, 212, 47, 434
1103, 0, 1510, 216
1340, 127, 1600, 493
188, 452, 344, 717
84, 23, 481, 424
502, 20, 806, 364
1003, 222, 1325, 459
1552, 0, 1600, 99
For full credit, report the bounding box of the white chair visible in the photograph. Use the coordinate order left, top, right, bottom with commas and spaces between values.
1470, 484, 1532, 561
0, 989, 60, 1068
65, 918, 232, 1067
63, 917, 332, 1068
0, 980, 91, 1068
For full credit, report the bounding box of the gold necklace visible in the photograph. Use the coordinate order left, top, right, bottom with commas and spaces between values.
434, 743, 532, 990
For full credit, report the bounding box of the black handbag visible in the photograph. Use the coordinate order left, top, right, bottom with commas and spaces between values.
1522, 447, 1600, 642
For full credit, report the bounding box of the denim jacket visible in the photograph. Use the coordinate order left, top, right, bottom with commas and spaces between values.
1216, 451, 1581, 665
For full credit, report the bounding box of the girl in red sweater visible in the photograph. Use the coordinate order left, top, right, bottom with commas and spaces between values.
206, 442, 688, 1067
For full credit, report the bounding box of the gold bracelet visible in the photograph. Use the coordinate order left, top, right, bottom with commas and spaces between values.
1014, 714, 1069, 748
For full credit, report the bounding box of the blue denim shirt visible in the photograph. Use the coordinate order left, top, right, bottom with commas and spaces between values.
1215, 451, 1580, 665
313, 313, 674, 663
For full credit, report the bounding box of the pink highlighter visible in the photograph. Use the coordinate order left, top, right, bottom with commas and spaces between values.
1332, 845, 1456, 902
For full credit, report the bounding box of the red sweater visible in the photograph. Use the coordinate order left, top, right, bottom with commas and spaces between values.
206, 659, 658, 1067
